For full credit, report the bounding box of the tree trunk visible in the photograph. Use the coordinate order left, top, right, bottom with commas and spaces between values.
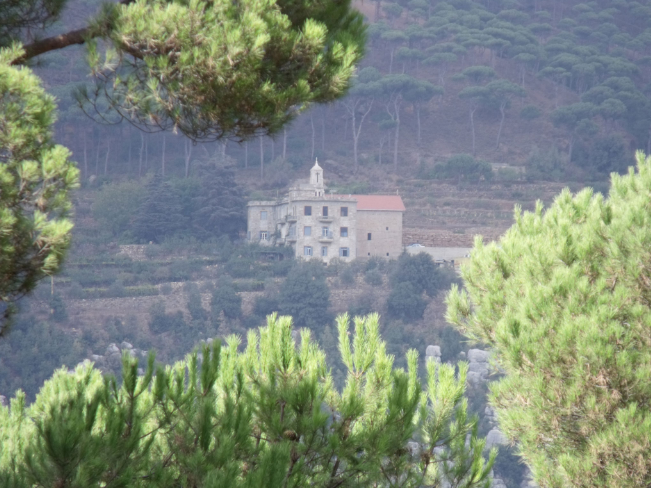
244, 141, 248, 169
416, 104, 422, 147
469, 106, 477, 156
139, 133, 144, 177
95, 139, 100, 175
389, 47, 395, 74
283, 128, 287, 161
104, 140, 110, 175
145, 137, 149, 171
127, 129, 132, 172
568, 135, 575, 162
83, 131, 88, 178
393, 98, 401, 172
271, 138, 275, 162
161, 134, 166, 176
184, 139, 192, 177
321, 106, 327, 152
311, 114, 315, 161
496, 104, 506, 149
259, 137, 264, 179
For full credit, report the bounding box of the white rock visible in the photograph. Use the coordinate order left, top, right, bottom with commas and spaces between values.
106, 343, 120, 355
468, 361, 489, 374
425, 345, 441, 357
466, 371, 483, 385
91, 354, 105, 364
120, 341, 133, 350
486, 428, 508, 448
467, 349, 489, 363
492, 478, 507, 488
0, 395, 7, 407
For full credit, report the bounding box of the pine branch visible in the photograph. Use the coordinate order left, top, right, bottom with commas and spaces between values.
12, 0, 136, 65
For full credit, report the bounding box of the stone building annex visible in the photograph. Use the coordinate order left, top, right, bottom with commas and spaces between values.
247, 161, 405, 263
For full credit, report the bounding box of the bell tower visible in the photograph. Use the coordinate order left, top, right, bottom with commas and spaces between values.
310, 159, 325, 196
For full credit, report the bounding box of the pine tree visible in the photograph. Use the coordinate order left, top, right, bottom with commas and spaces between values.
0, 47, 79, 334
279, 262, 331, 330
0, 313, 496, 488
447, 152, 651, 488
132, 175, 184, 243
192, 163, 246, 239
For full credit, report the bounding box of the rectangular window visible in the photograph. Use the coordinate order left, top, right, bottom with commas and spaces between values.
304, 246, 313, 256
322, 206, 328, 217
321, 246, 328, 257
260, 211, 267, 221
304, 226, 312, 236
339, 247, 350, 258
340, 227, 348, 237
341, 207, 348, 217
304, 206, 312, 216
260, 231, 268, 241
322, 227, 330, 237
367, 233, 372, 241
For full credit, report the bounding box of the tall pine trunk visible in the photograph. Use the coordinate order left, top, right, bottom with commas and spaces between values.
139, 133, 144, 177
104, 140, 110, 175
161, 135, 166, 176
259, 137, 264, 179
496, 103, 506, 149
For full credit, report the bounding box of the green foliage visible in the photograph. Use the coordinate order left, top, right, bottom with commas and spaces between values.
387, 282, 427, 322
446, 152, 651, 488
49, 292, 68, 323
211, 284, 242, 321
91, 180, 145, 236
192, 163, 246, 239
0, 311, 86, 400
525, 145, 565, 181
184, 282, 207, 322
279, 262, 331, 329
132, 176, 184, 243
519, 104, 541, 120
573, 134, 631, 176
0, 313, 495, 488
429, 154, 493, 182
0, 47, 79, 333
148, 299, 186, 334
364, 268, 383, 286
77, 0, 366, 142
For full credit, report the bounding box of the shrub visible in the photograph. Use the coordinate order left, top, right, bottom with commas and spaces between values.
429, 154, 493, 182
224, 257, 255, 278
387, 282, 427, 322
253, 295, 280, 317
279, 262, 331, 329
391, 253, 456, 297
50, 293, 68, 323
211, 285, 242, 321
92, 180, 145, 236
148, 300, 186, 334
572, 134, 631, 176
364, 268, 383, 286
519, 104, 542, 120
525, 145, 565, 181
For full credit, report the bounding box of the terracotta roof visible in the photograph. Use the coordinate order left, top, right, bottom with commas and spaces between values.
352, 195, 406, 211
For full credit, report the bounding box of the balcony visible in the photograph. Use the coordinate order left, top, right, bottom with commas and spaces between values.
286, 232, 297, 242
317, 214, 333, 222
319, 231, 334, 242
285, 214, 298, 223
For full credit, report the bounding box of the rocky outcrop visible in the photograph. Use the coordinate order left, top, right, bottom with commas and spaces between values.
466, 348, 490, 385
88, 342, 148, 375
425, 344, 441, 362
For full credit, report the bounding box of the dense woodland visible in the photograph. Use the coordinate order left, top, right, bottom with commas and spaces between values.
34, 0, 651, 185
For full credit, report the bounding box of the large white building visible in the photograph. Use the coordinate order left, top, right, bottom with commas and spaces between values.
246, 161, 405, 263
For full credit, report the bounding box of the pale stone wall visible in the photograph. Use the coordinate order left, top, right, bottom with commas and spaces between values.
291, 198, 357, 263
355, 210, 403, 259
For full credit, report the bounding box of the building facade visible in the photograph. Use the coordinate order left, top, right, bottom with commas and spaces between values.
247, 161, 405, 263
